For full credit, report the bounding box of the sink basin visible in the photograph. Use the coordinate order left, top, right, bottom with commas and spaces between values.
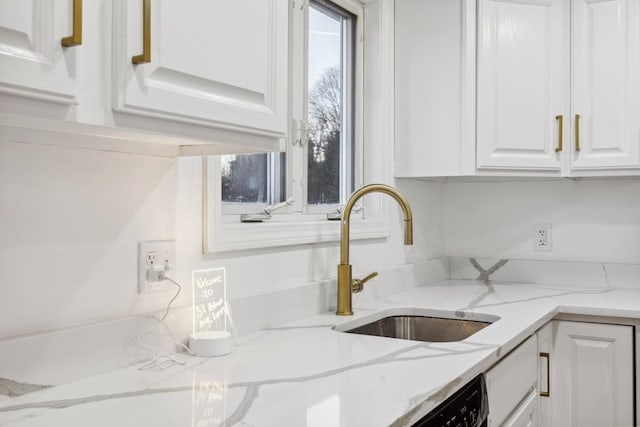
334, 308, 499, 343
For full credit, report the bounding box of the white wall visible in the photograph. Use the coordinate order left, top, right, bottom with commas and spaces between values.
0, 141, 177, 340
0, 0, 448, 345
3, 138, 639, 347
443, 178, 640, 264
0, 141, 444, 341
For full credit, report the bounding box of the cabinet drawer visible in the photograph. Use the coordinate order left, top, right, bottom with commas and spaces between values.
503, 390, 538, 427
485, 335, 538, 427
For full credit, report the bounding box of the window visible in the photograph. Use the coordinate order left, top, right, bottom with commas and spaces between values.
203, 0, 385, 253
306, 0, 356, 207
219, 0, 360, 217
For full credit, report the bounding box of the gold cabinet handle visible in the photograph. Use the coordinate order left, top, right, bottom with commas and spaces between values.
540, 352, 550, 397
575, 114, 581, 152
555, 115, 563, 152
132, 0, 151, 64
61, 0, 82, 47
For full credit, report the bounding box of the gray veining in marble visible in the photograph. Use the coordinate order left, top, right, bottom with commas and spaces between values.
390, 376, 465, 427
0, 341, 497, 426
602, 264, 611, 288
459, 283, 495, 311
223, 385, 260, 425
451, 284, 617, 317
222, 385, 260, 426
469, 258, 508, 285
263, 323, 336, 331
0, 379, 51, 398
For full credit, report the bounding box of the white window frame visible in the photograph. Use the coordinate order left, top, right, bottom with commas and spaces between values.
203, 0, 394, 253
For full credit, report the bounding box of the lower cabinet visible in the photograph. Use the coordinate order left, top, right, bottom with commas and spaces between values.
502, 391, 537, 427
486, 319, 634, 427
485, 335, 538, 427
537, 320, 634, 427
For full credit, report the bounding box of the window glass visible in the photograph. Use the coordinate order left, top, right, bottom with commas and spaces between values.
221, 153, 285, 205
307, 1, 355, 206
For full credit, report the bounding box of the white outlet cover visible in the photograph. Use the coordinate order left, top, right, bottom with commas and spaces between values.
533, 224, 552, 252
137, 240, 176, 293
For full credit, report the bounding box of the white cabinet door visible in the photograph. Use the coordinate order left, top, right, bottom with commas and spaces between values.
503, 391, 538, 427
394, 0, 476, 177
541, 320, 634, 427
477, 0, 567, 171
571, 0, 640, 171
536, 322, 553, 427
0, 0, 78, 105
113, 0, 288, 138
485, 335, 538, 427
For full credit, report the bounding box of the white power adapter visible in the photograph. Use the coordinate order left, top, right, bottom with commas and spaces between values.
146, 265, 168, 283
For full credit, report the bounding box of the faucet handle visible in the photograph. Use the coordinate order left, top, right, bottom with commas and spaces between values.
352, 271, 379, 293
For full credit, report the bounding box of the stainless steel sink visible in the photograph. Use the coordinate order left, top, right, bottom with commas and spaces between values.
335, 308, 498, 343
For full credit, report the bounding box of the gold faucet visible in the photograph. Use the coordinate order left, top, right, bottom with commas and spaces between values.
336, 184, 413, 316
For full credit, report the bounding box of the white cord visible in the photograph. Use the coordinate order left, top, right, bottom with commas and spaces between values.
136, 272, 194, 371
157, 273, 181, 321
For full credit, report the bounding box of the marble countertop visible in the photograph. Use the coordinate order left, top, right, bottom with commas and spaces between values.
2, 279, 640, 427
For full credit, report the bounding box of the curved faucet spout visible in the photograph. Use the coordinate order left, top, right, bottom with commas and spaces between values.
340, 184, 413, 264
337, 184, 414, 316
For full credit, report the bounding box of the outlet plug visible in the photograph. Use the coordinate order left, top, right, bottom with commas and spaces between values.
138, 240, 176, 292
533, 224, 552, 252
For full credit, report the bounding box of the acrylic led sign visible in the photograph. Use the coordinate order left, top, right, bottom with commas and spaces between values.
189, 268, 231, 356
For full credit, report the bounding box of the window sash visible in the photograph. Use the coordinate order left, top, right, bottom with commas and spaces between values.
219, 0, 363, 219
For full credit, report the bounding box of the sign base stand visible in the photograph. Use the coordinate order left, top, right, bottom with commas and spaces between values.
189, 331, 232, 357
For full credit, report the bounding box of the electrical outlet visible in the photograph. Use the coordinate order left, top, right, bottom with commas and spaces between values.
138, 240, 176, 293
533, 224, 552, 251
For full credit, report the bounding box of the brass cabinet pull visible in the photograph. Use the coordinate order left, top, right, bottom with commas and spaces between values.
132, 0, 151, 64
555, 115, 563, 152
61, 0, 82, 47
540, 352, 550, 397
575, 114, 581, 152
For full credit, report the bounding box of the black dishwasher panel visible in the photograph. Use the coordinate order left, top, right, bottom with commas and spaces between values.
412, 375, 488, 427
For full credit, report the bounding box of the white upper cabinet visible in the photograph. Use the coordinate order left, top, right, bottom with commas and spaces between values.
0, 0, 288, 156
395, 0, 476, 177
0, 0, 78, 105
477, 0, 567, 171
477, 0, 640, 175
395, 0, 640, 177
571, 0, 640, 171
112, 0, 289, 142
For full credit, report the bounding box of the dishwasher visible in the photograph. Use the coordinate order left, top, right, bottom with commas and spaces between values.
412, 375, 489, 427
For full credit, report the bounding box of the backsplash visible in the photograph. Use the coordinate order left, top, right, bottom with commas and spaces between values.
0, 259, 449, 387
451, 257, 640, 289
443, 178, 640, 264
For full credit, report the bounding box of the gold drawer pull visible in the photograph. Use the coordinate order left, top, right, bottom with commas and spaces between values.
555, 115, 563, 152
575, 114, 581, 152
540, 352, 550, 397
61, 0, 82, 47
132, 0, 151, 64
